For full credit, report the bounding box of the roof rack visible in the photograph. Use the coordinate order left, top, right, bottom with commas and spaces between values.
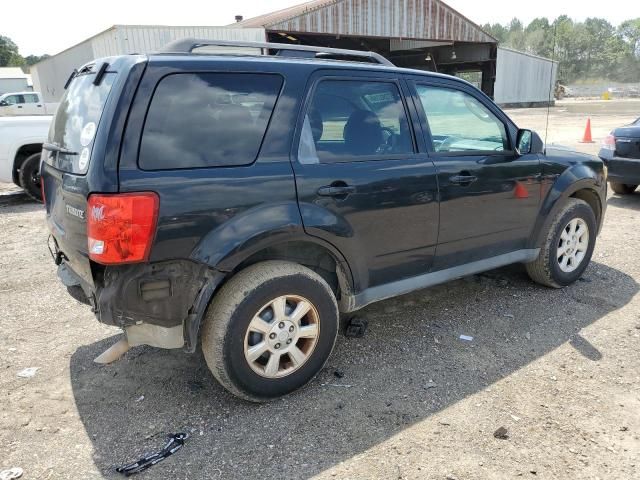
158, 38, 394, 67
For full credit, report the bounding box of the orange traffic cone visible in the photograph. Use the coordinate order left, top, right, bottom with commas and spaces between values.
580, 118, 595, 143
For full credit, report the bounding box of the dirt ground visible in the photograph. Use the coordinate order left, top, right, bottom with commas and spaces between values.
1, 100, 640, 479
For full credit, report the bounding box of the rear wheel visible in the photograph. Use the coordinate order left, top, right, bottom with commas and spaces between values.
18, 152, 42, 202
609, 181, 637, 195
526, 198, 596, 288
201, 261, 339, 402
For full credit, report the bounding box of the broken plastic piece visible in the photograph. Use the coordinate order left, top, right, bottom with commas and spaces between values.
345, 316, 368, 338
116, 433, 188, 476
94, 337, 131, 364
459, 334, 473, 341
16, 367, 39, 378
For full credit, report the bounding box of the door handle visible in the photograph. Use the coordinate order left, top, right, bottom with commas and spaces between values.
449, 174, 477, 185
317, 185, 356, 197
17, 105, 23, 109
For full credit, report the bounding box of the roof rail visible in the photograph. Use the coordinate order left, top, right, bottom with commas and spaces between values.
158, 38, 394, 67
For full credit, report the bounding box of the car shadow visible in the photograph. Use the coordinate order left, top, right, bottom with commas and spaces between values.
69, 261, 637, 478
607, 192, 640, 211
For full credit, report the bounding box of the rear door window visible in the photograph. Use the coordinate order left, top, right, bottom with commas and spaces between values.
24, 93, 39, 103
139, 73, 283, 170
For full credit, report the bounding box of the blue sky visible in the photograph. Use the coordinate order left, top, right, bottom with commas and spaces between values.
1, 0, 634, 56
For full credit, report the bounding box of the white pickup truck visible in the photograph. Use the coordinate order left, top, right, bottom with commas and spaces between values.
0, 92, 58, 117
0, 115, 52, 200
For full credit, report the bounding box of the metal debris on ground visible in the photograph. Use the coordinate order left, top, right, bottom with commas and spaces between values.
344, 316, 368, 338
116, 433, 188, 476
0, 467, 23, 480
493, 426, 509, 439
459, 335, 474, 341
16, 367, 39, 378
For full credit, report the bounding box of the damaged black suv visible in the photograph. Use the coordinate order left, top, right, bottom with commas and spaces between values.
42, 40, 607, 402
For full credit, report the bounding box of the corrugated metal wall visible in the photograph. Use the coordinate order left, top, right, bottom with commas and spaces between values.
494, 47, 558, 106
31, 26, 266, 102
265, 0, 494, 43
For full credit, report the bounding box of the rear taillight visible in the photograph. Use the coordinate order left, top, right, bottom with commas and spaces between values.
602, 132, 616, 151
87, 192, 159, 265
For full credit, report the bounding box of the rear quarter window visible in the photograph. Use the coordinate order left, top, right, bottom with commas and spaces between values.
139, 73, 283, 170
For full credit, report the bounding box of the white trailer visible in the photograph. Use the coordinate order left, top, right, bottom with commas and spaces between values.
494, 47, 558, 108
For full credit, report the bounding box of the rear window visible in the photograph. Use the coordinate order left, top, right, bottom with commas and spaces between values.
48, 72, 116, 173
139, 73, 283, 170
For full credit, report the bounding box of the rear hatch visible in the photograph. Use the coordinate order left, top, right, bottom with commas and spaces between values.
614, 122, 640, 159
42, 61, 120, 287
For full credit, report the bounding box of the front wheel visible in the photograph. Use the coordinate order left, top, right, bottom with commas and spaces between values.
609, 181, 637, 195
526, 198, 596, 288
201, 261, 339, 402
18, 152, 43, 202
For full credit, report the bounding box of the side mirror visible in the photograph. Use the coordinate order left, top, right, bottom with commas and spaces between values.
0, 100, 8, 107
516, 129, 532, 155
516, 129, 545, 155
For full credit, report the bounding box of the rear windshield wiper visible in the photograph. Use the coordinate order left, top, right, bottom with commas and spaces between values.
43, 142, 79, 155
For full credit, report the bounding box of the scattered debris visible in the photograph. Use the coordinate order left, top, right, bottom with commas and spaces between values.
424, 382, 437, 390
578, 277, 592, 283
525, 332, 531, 340
16, 367, 39, 378
459, 335, 473, 342
503, 313, 514, 319
493, 426, 509, 439
510, 414, 521, 422
321, 383, 353, 388
345, 316, 368, 338
135, 395, 145, 403
620, 426, 629, 432
334, 370, 345, 379
0, 467, 23, 480
116, 433, 188, 476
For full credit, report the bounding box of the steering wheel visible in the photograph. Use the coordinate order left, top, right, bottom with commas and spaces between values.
378, 126, 397, 154
437, 135, 461, 152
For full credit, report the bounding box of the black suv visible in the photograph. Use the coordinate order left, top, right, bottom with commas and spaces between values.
42, 40, 606, 402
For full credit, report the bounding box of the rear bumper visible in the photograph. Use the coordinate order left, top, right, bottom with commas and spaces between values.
55, 257, 225, 352
602, 155, 640, 184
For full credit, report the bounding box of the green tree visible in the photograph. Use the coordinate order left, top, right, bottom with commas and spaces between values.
619, 19, 640, 57
0, 35, 24, 67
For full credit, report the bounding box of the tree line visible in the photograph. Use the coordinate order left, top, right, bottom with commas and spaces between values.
0, 35, 49, 70
482, 17, 640, 84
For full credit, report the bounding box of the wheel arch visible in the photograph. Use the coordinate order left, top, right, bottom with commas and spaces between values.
528, 166, 606, 249
12, 143, 43, 186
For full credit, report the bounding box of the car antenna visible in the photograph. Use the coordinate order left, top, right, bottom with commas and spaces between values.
544, 23, 558, 153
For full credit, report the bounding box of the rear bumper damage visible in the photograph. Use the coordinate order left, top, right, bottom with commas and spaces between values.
57, 259, 225, 352
601, 155, 640, 185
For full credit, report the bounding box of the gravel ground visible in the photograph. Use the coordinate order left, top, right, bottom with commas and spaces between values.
1, 101, 639, 479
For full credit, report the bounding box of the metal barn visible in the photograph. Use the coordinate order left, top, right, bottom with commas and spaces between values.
31, 0, 557, 106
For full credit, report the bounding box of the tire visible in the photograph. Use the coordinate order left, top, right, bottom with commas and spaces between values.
18, 152, 42, 202
609, 181, 637, 195
201, 261, 339, 402
526, 198, 597, 288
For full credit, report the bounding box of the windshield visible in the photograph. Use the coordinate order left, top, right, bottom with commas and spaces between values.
47, 72, 116, 173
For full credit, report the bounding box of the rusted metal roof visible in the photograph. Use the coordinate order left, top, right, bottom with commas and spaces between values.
238, 0, 496, 43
